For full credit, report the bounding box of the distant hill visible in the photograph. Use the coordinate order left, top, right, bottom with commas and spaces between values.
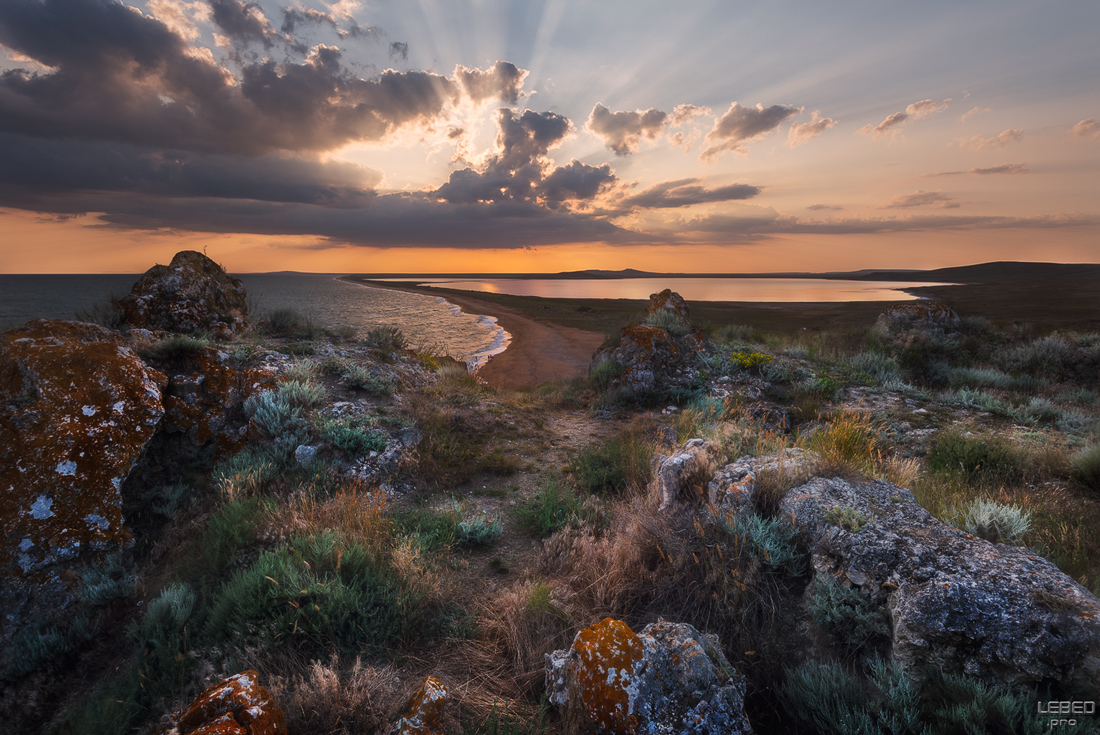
845, 261, 1100, 284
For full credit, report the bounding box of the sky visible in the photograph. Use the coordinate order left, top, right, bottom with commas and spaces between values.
0, 0, 1098, 274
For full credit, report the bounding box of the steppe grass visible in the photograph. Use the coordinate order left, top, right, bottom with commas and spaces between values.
513, 476, 601, 538
137, 334, 210, 362
570, 427, 654, 495
804, 409, 881, 475
364, 326, 408, 352
1072, 444, 1100, 491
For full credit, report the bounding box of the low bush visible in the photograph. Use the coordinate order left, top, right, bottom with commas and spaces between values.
75, 294, 126, 329
201, 497, 273, 574
571, 431, 653, 495
318, 417, 386, 458
955, 498, 1031, 545
1072, 445, 1100, 492
641, 309, 690, 335
365, 326, 408, 351
588, 357, 624, 392
807, 410, 881, 474
457, 513, 504, 548
78, 551, 134, 606
925, 431, 1025, 486
729, 349, 774, 373
151, 481, 192, 518
343, 365, 396, 395
269, 655, 401, 735
3, 613, 98, 681
395, 503, 461, 552
264, 307, 324, 339
513, 477, 595, 538
138, 335, 210, 362
721, 511, 806, 576
847, 351, 904, 386
808, 578, 890, 655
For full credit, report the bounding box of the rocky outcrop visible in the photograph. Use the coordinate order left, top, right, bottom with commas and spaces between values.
650, 439, 720, 510
546, 618, 754, 735
590, 290, 710, 400
0, 320, 166, 646
386, 676, 448, 735
119, 250, 249, 337
780, 475, 1100, 694
154, 670, 286, 735
707, 449, 816, 519
875, 302, 960, 337
160, 348, 275, 457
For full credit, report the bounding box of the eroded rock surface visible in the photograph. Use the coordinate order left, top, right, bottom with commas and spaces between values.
650, 439, 720, 510
386, 676, 448, 735
0, 319, 165, 645
546, 618, 753, 734
119, 250, 249, 337
707, 449, 816, 519
642, 289, 692, 333
780, 475, 1100, 694
154, 670, 286, 735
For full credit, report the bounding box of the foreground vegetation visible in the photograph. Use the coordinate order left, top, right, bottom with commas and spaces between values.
9, 303, 1100, 735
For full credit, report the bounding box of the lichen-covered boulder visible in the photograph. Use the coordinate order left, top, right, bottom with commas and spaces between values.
780, 476, 1100, 694
0, 320, 166, 647
650, 439, 720, 510
154, 670, 287, 735
386, 676, 447, 735
119, 250, 249, 337
161, 348, 275, 457
707, 449, 815, 518
590, 291, 711, 400
642, 289, 692, 333
875, 302, 960, 336
546, 618, 754, 734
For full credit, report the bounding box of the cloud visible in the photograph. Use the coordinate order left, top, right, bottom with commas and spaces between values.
701, 102, 802, 160
807, 204, 843, 211
587, 103, 668, 156
929, 163, 1029, 176
788, 110, 837, 147
0, 0, 525, 155
954, 129, 1024, 150
1072, 119, 1100, 140
859, 98, 950, 138
208, 0, 279, 48
617, 179, 760, 210
455, 61, 527, 104
389, 41, 408, 60
882, 190, 958, 209
960, 106, 991, 122
539, 161, 616, 208
670, 104, 710, 126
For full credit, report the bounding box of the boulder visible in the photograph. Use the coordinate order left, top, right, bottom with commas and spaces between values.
707, 449, 816, 519
154, 670, 286, 735
875, 302, 960, 337
119, 250, 249, 337
780, 475, 1100, 694
650, 439, 720, 510
642, 289, 692, 333
0, 320, 165, 647
386, 676, 448, 735
590, 291, 711, 400
546, 618, 754, 734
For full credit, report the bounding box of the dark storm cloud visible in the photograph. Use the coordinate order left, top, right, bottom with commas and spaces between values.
587, 103, 668, 156
882, 190, 958, 209
0, 0, 517, 155
618, 179, 761, 209
389, 41, 408, 60
701, 102, 802, 160
208, 0, 278, 48
807, 204, 843, 211
928, 163, 1029, 176
455, 61, 526, 104
539, 161, 616, 207
0, 133, 381, 208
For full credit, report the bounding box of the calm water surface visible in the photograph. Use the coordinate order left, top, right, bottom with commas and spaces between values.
0, 274, 508, 369
397, 277, 949, 302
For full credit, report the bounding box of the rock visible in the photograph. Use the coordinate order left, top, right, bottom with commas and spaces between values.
875, 302, 960, 336
387, 676, 447, 735
294, 444, 319, 467
707, 449, 816, 519
161, 348, 275, 457
780, 475, 1100, 693
650, 439, 720, 510
0, 320, 166, 648
154, 670, 286, 735
119, 250, 249, 337
546, 618, 754, 735
643, 289, 692, 333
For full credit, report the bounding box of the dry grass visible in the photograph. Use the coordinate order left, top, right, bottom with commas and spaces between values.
265, 482, 394, 564
803, 409, 882, 477
268, 654, 403, 735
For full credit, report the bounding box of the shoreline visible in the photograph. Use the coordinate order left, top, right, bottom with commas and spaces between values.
341, 277, 608, 389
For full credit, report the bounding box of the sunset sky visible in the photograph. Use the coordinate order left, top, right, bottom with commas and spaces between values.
1, 0, 1098, 274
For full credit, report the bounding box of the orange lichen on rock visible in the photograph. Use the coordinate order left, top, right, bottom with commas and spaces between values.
0, 320, 166, 580
570, 618, 644, 734
387, 676, 448, 735
156, 670, 286, 735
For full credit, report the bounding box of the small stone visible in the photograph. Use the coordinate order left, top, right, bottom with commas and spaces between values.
294, 444, 319, 467
387, 676, 447, 735
154, 670, 286, 735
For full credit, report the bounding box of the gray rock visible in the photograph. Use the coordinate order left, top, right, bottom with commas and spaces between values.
545, 618, 753, 735
708, 449, 815, 519
650, 439, 719, 510
294, 444, 319, 467
780, 475, 1100, 694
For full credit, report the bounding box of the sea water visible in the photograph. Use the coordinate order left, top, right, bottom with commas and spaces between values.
0, 273, 509, 370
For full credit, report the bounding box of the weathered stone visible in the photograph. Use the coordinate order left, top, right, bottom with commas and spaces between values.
650, 439, 720, 510
780, 476, 1100, 694
119, 250, 249, 337
160, 348, 275, 456
546, 618, 753, 735
875, 302, 960, 336
642, 289, 692, 332
0, 320, 165, 647
386, 676, 447, 735
155, 670, 286, 735
707, 449, 815, 519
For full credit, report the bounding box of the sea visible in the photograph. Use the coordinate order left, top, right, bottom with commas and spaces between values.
0, 274, 945, 368
0, 274, 510, 370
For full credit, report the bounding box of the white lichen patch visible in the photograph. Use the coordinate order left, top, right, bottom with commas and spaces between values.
112, 400, 125, 413
85, 514, 109, 531
82, 405, 97, 416
31, 494, 55, 519
55, 460, 77, 476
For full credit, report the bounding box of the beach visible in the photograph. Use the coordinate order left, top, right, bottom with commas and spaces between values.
342, 277, 608, 389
